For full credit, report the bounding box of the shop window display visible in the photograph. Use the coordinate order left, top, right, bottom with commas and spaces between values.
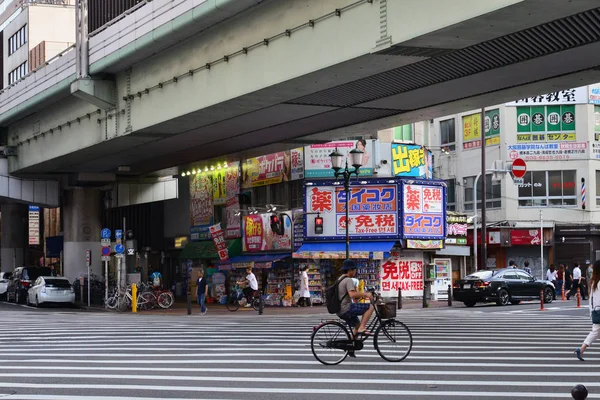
265, 268, 293, 306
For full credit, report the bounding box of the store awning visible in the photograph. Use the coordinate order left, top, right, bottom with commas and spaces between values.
179, 239, 242, 260
293, 241, 397, 260
218, 253, 291, 271
436, 246, 471, 257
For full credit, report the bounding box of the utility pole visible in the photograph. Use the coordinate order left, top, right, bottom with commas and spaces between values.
480, 108, 487, 269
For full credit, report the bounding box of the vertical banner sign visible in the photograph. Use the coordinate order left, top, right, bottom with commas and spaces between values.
391, 144, 432, 177
189, 174, 213, 241
304, 182, 399, 239
593, 106, 600, 159
225, 162, 241, 238
243, 215, 264, 252
380, 250, 424, 297
402, 182, 445, 239
209, 223, 230, 261
290, 148, 305, 180
212, 168, 226, 206
292, 208, 304, 251
28, 205, 40, 245
462, 109, 500, 150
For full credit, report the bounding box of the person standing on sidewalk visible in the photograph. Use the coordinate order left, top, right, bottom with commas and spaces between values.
568, 263, 582, 300
197, 270, 208, 315
297, 265, 311, 307
574, 260, 600, 361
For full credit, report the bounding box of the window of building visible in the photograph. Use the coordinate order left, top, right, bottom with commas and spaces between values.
393, 124, 413, 142
8, 24, 26, 56
445, 179, 456, 211
289, 180, 304, 209
269, 182, 288, 209
252, 186, 267, 208
597, 171, 600, 206
440, 119, 455, 151
8, 61, 28, 85
518, 170, 576, 207
463, 174, 502, 211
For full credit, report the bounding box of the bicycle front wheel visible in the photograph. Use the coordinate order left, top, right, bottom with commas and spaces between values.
311, 321, 351, 366
374, 319, 412, 362
138, 292, 156, 310
158, 292, 174, 309
226, 298, 240, 312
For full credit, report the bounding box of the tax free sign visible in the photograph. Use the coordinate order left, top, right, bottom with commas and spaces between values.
303, 179, 447, 241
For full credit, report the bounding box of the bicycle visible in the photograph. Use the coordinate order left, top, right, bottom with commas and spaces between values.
310, 289, 412, 365
226, 285, 262, 312
105, 285, 156, 312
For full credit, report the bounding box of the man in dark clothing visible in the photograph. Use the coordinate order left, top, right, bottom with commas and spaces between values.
196, 270, 208, 315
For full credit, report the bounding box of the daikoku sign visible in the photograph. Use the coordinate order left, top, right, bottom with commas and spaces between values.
304, 179, 446, 241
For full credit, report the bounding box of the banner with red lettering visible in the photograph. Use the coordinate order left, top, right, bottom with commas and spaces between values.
209, 223, 229, 262
381, 251, 424, 297
402, 181, 446, 239
225, 162, 241, 238
243, 213, 292, 252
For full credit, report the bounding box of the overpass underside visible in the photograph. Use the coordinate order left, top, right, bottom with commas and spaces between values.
6, 0, 600, 177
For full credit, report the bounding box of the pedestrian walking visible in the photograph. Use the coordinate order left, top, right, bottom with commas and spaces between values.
574, 260, 600, 361
565, 264, 573, 295
557, 264, 565, 298
197, 269, 208, 315
297, 265, 311, 307
508, 260, 517, 268
546, 264, 557, 285
567, 263, 582, 301
523, 260, 532, 275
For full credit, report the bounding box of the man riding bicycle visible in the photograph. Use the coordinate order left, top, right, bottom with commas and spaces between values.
337, 259, 375, 337
236, 266, 259, 308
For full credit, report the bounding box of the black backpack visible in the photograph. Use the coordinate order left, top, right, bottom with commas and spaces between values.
325, 276, 349, 314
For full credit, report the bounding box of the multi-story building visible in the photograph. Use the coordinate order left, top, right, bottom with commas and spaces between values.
429, 84, 600, 278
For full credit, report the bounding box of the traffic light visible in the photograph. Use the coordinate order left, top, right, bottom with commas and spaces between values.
314, 215, 323, 234
126, 230, 134, 240
270, 214, 284, 235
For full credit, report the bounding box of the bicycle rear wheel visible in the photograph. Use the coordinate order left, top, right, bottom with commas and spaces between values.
105, 295, 118, 309
374, 319, 412, 362
138, 292, 156, 310
158, 292, 174, 309
310, 321, 351, 366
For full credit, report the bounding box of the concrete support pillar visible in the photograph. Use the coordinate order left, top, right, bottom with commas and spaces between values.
63, 188, 101, 282
1, 204, 28, 272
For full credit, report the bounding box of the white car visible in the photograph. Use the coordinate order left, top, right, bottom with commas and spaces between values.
27, 276, 75, 307
0, 272, 12, 300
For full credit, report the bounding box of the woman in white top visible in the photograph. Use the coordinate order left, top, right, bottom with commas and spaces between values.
298, 265, 311, 307
575, 260, 600, 361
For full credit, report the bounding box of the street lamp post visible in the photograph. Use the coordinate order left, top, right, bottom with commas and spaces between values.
330, 147, 364, 259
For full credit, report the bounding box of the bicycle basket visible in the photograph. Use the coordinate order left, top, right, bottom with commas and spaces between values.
377, 302, 397, 319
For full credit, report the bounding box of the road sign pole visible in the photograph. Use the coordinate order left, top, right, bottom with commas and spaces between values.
104, 260, 108, 308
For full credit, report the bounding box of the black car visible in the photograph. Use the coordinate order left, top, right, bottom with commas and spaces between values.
453, 268, 555, 307
6, 267, 52, 304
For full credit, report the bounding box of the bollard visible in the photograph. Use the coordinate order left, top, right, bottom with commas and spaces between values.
572, 384, 588, 400
577, 287, 582, 308
258, 295, 264, 315
131, 283, 137, 313
448, 284, 453, 307
562, 280, 566, 301
422, 282, 428, 308
539, 289, 545, 311
397, 288, 403, 309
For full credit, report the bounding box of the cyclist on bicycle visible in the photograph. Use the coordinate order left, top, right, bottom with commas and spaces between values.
236, 266, 258, 308
338, 259, 374, 337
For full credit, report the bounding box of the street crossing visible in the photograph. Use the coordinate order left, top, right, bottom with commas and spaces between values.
0, 305, 597, 400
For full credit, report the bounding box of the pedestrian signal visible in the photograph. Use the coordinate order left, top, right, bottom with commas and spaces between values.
314, 215, 323, 234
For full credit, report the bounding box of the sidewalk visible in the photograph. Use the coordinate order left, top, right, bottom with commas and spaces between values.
80, 298, 452, 316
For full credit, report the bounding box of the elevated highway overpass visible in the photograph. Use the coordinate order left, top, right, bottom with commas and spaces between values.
3, 0, 600, 179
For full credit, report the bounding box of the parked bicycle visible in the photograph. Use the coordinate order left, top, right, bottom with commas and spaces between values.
105, 285, 156, 312
310, 289, 412, 365
226, 285, 262, 312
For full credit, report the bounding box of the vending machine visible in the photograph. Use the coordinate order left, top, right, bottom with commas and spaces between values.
432, 258, 452, 300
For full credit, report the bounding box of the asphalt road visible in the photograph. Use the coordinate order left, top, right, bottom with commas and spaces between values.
0, 299, 596, 399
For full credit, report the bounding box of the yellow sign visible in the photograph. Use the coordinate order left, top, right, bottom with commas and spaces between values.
462, 113, 481, 142
517, 133, 575, 142
486, 136, 501, 146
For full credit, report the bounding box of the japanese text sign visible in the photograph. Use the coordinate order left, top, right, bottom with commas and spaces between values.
304, 181, 399, 239
391, 144, 432, 177
190, 174, 213, 241
242, 151, 290, 188
402, 182, 446, 239
304, 140, 374, 178
243, 215, 264, 252
243, 212, 292, 252
516, 105, 576, 144
446, 213, 468, 245
462, 109, 501, 150
381, 251, 424, 297
225, 162, 241, 238
508, 142, 587, 161
506, 87, 587, 105
209, 223, 229, 261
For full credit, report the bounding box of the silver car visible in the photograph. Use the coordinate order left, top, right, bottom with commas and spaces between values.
0, 272, 12, 300
27, 277, 75, 307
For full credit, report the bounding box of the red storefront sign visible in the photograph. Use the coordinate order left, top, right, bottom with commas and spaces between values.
209, 223, 229, 261
243, 215, 264, 252
510, 229, 541, 246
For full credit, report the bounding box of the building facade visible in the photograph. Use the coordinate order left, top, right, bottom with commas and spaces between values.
429, 84, 600, 277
